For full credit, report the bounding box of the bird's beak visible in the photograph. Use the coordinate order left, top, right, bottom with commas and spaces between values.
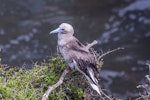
50, 27, 61, 34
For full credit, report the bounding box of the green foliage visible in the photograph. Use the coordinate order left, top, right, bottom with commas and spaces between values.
0, 55, 84, 100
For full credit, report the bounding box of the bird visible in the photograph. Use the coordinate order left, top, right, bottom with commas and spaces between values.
50, 23, 101, 96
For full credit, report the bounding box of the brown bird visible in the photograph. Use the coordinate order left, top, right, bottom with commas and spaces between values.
50, 23, 101, 95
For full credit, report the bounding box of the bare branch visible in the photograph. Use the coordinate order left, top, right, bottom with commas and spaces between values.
85, 40, 98, 51
100, 89, 113, 100
98, 47, 124, 60
42, 68, 70, 100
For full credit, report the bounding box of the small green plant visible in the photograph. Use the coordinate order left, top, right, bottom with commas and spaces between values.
0, 55, 84, 100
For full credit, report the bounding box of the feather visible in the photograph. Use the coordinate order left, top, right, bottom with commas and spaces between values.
73, 59, 101, 96
52, 23, 101, 96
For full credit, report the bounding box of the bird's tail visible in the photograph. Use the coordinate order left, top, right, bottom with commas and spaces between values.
72, 59, 101, 96
86, 67, 101, 96
90, 81, 101, 96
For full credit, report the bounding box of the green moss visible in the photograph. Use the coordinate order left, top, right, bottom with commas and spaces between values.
0, 55, 84, 99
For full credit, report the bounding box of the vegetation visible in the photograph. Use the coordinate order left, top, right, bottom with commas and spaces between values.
0, 48, 149, 100
0, 55, 85, 100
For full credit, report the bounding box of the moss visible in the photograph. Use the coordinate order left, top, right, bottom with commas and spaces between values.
0, 55, 85, 99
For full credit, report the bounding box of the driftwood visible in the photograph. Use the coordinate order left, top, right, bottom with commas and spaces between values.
42, 40, 97, 100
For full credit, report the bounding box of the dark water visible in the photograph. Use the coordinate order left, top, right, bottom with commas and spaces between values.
0, 0, 150, 99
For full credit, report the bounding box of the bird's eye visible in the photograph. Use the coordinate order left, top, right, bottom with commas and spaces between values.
60, 28, 65, 34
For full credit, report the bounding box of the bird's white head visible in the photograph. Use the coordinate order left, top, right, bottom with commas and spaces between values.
50, 23, 74, 35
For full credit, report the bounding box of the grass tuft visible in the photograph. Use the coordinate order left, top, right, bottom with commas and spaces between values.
0, 55, 84, 100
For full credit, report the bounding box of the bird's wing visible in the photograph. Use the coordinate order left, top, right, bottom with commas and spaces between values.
67, 37, 96, 65
66, 37, 99, 85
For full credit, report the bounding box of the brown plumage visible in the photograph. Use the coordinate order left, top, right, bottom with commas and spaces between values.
50, 23, 101, 95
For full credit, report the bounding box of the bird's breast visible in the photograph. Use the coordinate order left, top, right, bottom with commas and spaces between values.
58, 44, 70, 60
58, 39, 66, 46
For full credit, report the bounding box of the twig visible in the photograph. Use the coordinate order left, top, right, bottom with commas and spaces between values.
42, 68, 70, 100
85, 40, 98, 51
100, 88, 113, 100
98, 47, 124, 60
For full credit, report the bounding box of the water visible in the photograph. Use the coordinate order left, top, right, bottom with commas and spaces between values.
0, 0, 150, 99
